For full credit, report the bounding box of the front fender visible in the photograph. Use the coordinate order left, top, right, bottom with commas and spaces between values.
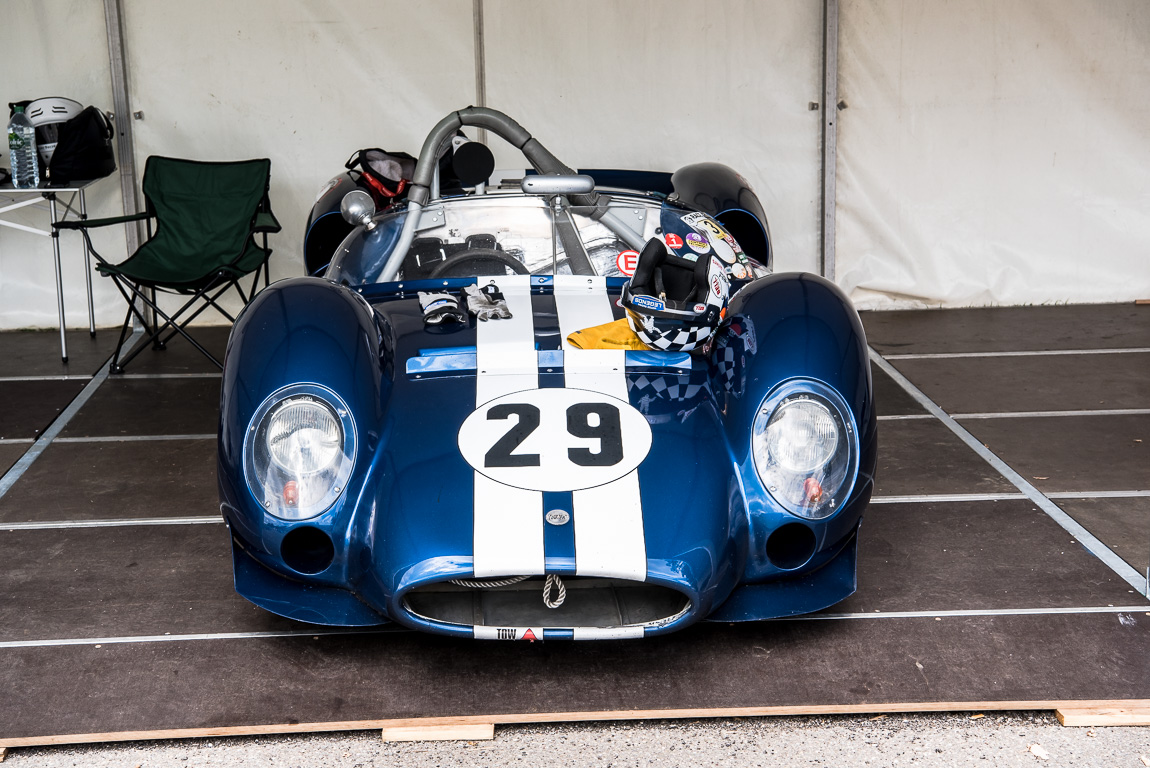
719, 272, 877, 585
219, 277, 388, 620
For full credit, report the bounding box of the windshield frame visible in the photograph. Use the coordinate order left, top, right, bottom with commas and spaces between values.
325, 190, 765, 287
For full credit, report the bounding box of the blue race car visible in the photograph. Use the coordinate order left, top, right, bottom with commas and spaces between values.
219, 107, 876, 640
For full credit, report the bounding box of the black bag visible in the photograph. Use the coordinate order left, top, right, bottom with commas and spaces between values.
345, 148, 415, 205
47, 107, 116, 183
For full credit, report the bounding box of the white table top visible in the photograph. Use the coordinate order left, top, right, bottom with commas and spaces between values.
0, 178, 106, 194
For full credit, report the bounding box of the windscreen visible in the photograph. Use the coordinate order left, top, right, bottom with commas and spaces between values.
325, 193, 769, 286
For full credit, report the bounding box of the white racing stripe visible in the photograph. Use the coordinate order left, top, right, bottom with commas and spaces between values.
472, 276, 544, 578
475, 276, 539, 407
554, 275, 648, 582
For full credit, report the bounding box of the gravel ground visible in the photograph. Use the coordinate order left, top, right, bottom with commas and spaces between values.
6, 712, 1149, 767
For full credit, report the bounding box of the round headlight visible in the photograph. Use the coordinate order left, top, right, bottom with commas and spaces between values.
764, 399, 838, 473
267, 397, 342, 475
243, 386, 356, 521
752, 390, 855, 520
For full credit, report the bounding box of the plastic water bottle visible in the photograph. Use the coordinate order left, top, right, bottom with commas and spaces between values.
7, 106, 40, 188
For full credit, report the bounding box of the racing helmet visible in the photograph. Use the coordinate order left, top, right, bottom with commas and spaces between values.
621, 237, 729, 352
25, 97, 83, 165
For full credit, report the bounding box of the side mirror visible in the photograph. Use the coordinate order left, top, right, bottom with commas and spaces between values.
340, 190, 377, 230
520, 174, 595, 196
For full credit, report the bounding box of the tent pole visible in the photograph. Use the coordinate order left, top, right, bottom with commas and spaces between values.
820, 0, 839, 282
103, 0, 140, 252
104, 0, 150, 331
473, 0, 488, 146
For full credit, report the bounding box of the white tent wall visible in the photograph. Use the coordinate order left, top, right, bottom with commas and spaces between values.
0, 0, 127, 330
836, 0, 1150, 310
482, 0, 825, 275
120, 0, 477, 325
4, 1, 1147, 330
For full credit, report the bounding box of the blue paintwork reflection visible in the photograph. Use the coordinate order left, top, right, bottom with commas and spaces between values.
219, 271, 876, 636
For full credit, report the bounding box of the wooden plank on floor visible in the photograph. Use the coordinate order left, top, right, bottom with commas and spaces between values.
381, 722, 495, 742
1056, 707, 1150, 727
3, 701, 1150, 748
3, 614, 1148, 746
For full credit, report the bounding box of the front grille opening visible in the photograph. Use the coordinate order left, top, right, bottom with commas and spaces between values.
403, 577, 690, 628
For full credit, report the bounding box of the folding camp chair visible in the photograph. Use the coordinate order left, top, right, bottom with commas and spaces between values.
55, 156, 280, 372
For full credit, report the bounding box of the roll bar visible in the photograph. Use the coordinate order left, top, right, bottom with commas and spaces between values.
378, 107, 636, 283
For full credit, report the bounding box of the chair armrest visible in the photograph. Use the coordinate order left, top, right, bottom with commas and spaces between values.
253, 210, 282, 234
54, 211, 152, 231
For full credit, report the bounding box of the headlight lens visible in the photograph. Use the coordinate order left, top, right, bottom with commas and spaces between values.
267, 398, 342, 475
244, 386, 356, 521
753, 390, 855, 519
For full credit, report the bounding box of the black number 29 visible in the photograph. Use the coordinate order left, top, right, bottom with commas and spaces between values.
483, 402, 624, 468
484, 404, 542, 467
566, 403, 623, 466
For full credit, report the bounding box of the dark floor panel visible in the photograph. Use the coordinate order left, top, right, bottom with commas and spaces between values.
0, 439, 217, 523
964, 415, 1150, 493
840, 501, 1145, 614
0, 328, 118, 377
0, 525, 300, 643
7, 498, 1140, 644
892, 353, 1150, 414
863, 303, 1150, 355
61, 377, 220, 437
875, 419, 1015, 497
3, 612, 1147, 740
1058, 497, 1150, 575
114, 326, 231, 375
0, 379, 86, 440
872, 362, 926, 416
0, 444, 27, 475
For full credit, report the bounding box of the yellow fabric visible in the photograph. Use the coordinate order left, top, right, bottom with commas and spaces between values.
566, 318, 649, 351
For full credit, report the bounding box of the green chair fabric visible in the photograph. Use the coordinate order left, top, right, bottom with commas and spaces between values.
105, 157, 273, 288
55, 155, 280, 371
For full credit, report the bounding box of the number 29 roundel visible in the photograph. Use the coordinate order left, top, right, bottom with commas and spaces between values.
457, 388, 653, 492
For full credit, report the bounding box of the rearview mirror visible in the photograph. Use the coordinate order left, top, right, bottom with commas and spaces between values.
340, 190, 377, 230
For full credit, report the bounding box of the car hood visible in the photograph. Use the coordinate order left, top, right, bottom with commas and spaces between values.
358, 276, 747, 632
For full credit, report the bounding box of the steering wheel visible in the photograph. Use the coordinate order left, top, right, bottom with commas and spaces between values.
427, 248, 531, 278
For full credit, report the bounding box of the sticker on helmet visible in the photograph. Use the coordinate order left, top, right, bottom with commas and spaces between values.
685, 232, 710, 254
616, 249, 639, 276
696, 217, 730, 241
693, 303, 707, 313
709, 235, 737, 264
458, 388, 653, 493
631, 295, 666, 312
664, 233, 684, 249
731, 262, 748, 279
711, 274, 725, 298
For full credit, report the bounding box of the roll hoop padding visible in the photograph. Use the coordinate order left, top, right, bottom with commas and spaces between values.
409, 107, 598, 207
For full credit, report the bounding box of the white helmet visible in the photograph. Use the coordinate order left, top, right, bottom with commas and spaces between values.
25, 97, 83, 165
